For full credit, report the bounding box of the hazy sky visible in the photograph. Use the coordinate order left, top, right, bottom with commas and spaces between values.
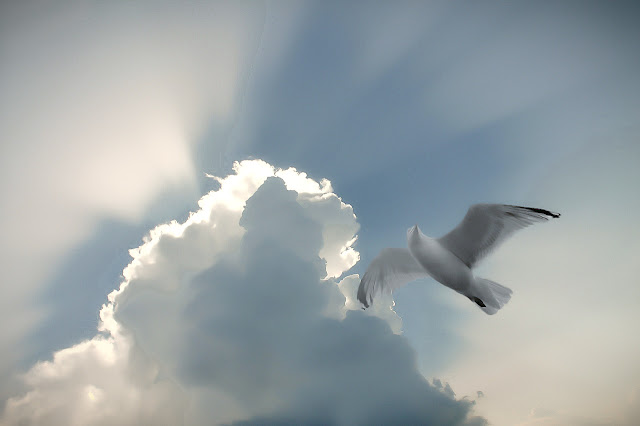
1, 1, 639, 425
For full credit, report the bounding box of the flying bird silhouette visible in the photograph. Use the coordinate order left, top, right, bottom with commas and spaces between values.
357, 204, 560, 315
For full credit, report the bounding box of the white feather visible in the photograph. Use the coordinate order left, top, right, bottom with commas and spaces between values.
357, 248, 427, 308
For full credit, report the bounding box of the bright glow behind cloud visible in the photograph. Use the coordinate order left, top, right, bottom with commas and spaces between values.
3, 160, 482, 425
0, 1, 265, 394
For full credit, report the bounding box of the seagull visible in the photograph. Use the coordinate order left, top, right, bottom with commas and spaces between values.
357, 204, 560, 315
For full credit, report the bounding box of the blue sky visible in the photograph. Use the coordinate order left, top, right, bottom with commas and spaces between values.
1, 1, 639, 425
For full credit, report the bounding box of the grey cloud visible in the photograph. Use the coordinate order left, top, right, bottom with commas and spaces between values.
3, 162, 484, 425
117, 177, 480, 424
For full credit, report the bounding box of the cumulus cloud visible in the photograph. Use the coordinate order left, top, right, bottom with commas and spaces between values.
2, 160, 484, 425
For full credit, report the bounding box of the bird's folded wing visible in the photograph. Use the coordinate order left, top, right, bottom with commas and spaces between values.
437, 204, 560, 268
357, 248, 427, 308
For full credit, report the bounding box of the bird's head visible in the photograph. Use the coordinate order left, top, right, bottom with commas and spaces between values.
406, 224, 420, 240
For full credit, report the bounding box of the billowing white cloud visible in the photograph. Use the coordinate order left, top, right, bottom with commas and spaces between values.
2, 160, 484, 425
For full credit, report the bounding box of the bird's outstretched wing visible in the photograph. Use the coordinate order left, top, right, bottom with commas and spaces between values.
357, 248, 427, 308
437, 204, 560, 269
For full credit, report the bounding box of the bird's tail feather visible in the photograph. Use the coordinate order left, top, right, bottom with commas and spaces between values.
472, 278, 513, 315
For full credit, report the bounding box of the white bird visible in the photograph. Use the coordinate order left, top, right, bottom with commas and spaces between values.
357, 204, 560, 315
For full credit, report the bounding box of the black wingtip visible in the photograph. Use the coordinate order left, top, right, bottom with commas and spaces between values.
356, 277, 371, 309
472, 297, 486, 308
511, 205, 561, 218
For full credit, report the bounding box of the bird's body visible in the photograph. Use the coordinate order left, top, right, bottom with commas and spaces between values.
358, 204, 560, 315
407, 228, 473, 294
